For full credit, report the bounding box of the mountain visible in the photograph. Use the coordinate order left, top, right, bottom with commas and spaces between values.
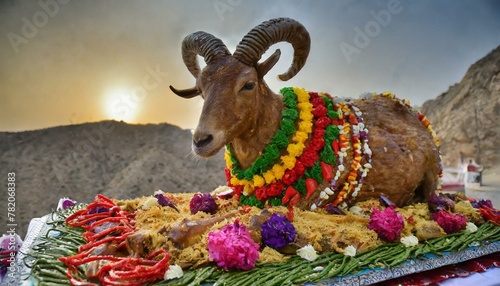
0, 121, 225, 237
421, 46, 500, 170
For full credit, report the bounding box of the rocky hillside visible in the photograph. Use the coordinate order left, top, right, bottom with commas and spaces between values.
421, 46, 500, 170
0, 121, 225, 237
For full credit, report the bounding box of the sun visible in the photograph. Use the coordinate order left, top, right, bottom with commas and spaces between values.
103, 88, 140, 122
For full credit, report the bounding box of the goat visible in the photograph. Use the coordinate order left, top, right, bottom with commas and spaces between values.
170, 18, 441, 213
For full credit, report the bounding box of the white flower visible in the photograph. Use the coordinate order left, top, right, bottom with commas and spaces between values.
164, 264, 183, 280
349, 206, 368, 218
154, 190, 165, 196
324, 187, 334, 195
400, 235, 419, 247
344, 245, 357, 257
141, 197, 158, 210
310, 203, 317, 211
296, 244, 319, 261
466, 222, 478, 233
469, 241, 480, 247
313, 266, 324, 271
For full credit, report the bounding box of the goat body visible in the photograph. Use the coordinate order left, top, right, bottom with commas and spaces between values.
170, 18, 441, 210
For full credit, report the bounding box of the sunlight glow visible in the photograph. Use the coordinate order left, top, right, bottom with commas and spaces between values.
103, 88, 140, 122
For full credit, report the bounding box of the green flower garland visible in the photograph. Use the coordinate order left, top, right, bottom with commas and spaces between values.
228, 87, 300, 181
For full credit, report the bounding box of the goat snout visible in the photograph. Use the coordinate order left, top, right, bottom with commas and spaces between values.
193, 133, 213, 148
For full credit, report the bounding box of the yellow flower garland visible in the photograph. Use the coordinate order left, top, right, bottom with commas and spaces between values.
225, 87, 314, 195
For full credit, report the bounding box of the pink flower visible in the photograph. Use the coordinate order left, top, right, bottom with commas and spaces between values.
207, 220, 259, 270
368, 207, 404, 242
433, 210, 467, 234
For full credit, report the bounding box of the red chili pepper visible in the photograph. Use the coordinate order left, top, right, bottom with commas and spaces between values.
66, 212, 110, 227
282, 186, 299, 205
95, 194, 116, 206
332, 139, 340, 155
78, 231, 134, 252
479, 207, 500, 226
349, 113, 358, 124
408, 215, 415, 224
83, 225, 130, 242
59, 247, 95, 264
66, 265, 98, 286
286, 207, 295, 221
321, 162, 334, 182
289, 193, 300, 207
242, 205, 252, 213
305, 178, 318, 200
286, 194, 300, 221
60, 194, 172, 286
231, 185, 243, 201
62, 254, 122, 267
86, 216, 130, 230
99, 250, 169, 284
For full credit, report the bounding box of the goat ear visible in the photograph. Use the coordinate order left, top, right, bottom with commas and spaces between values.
256, 49, 281, 78
169, 85, 200, 98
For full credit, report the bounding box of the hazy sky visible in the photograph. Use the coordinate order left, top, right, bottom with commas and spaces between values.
1, 0, 499, 132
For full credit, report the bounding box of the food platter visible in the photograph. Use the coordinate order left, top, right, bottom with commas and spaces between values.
12, 211, 500, 286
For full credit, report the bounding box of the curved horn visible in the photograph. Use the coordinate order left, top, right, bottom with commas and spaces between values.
181, 31, 231, 78
169, 85, 199, 98
233, 18, 310, 81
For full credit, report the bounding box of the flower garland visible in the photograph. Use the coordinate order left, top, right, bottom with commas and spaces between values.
224, 87, 314, 196
225, 88, 442, 212
226, 87, 344, 212
322, 101, 373, 209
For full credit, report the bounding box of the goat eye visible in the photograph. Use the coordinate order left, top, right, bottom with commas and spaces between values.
241, 82, 255, 91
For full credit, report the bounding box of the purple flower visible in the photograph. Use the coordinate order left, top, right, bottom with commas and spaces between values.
56, 197, 76, 211
154, 194, 178, 211
207, 220, 259, 270
261, 213, 297, 249
428, 193, 454, 212
471, 199, 493, 209
379, 195, 396, 208
325, 204, 345, 215
1, 234, 23, 282
368, 207, 404, 242
190, 193, 218, 215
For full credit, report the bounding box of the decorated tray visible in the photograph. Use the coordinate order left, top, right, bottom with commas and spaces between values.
13, 216, 500, 286
10, 192, 500, 286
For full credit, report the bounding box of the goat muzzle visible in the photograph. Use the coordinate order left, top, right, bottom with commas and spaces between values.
193, 133, 213, 149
